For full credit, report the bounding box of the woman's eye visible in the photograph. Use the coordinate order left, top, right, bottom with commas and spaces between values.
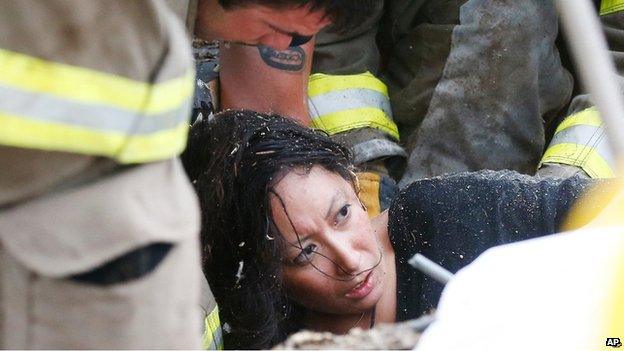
335, 204, 351, 224
293, 244, 316, 265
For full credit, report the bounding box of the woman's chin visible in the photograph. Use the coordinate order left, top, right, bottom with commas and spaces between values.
345, 268, 384, 312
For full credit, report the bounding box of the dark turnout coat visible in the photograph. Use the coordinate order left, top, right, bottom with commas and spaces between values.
388, 170, 594, 320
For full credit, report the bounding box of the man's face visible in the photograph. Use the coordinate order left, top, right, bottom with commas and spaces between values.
195, 1, 332, 50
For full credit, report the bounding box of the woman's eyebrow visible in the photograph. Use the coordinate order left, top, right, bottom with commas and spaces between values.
325, 191, 342, 220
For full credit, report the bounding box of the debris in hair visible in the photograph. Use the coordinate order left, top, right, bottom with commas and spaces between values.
230, 145, 239, 155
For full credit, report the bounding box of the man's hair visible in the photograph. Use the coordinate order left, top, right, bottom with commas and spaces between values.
182, 110, 355, 349
217, 0, 378, 33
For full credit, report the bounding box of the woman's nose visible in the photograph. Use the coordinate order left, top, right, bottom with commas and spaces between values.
329, 237, 361, 276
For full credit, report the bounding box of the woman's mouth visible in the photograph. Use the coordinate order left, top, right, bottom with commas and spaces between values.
345, 270, 375, 299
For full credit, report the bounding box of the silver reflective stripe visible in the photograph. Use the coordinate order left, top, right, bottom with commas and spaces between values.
549, 124, 616, 167
351, 138, 407, 164
211, 327, 223, 350
308, 88, 392, 119
0, 84, 191, 134
203, 316, 222, 350
206, 333, 218, 351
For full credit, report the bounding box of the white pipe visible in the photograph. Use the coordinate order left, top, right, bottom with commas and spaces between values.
408, 253, 454, 285
555, 0, 624, 169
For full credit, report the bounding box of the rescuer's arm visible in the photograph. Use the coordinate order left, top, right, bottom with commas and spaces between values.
219, 41, 315, 125
538, 6, 624, 179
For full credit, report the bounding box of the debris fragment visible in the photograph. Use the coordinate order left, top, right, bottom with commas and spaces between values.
235, 260, 245, 285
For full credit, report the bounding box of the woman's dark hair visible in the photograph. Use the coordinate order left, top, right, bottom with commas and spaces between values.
182, 110, 356, 349
216, 0, 377, 33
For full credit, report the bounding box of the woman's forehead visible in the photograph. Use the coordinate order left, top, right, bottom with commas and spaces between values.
271, 166, 352, 203
268, 166, 354, 238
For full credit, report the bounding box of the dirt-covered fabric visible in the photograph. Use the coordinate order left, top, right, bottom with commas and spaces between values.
388, 170, 593, 320
313, 0, 624, 184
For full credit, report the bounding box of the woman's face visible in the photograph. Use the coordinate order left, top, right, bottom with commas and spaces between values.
269, 166, 386, 315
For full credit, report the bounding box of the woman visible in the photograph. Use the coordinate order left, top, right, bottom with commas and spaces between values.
182, 110, 593, 349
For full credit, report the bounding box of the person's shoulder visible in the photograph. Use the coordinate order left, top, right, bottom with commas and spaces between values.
400, 170, 539, 192
393, 170, 519, 211
395, 169, 588, 207
387, 170, 535, 247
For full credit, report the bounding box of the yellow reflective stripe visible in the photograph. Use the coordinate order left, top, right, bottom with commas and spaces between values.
203, 306, 223, 350
0, 111, 189, 163
554, 107, 603, 133
549, 125, 615, 166
308, 72, 399, 140
0, 84, 189, 134
541, 143, 615, 178
541, 107, 616, 178
311, 107, 400, 140
0, 48, 194, 114
309, 88, 392, 118
308, 72, 388, 98
600, 0, 624, 15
